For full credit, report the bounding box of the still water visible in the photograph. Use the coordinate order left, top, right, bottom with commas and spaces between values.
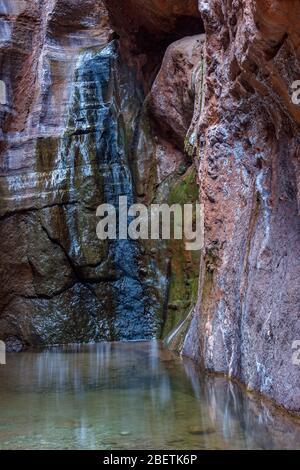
0, 341, 299, 449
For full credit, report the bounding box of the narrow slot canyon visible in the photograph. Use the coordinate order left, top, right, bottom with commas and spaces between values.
0, 0, 300, 451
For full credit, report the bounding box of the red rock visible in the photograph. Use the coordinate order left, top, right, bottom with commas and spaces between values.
0, 0, 299, 415
148, 35, 205, 151
182, 0, 300, 413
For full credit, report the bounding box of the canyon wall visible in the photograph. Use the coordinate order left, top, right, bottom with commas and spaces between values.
0, 0, 202, 347
182, 0, 300, 413
0, 0, 166, 345
0, 0, 299, 412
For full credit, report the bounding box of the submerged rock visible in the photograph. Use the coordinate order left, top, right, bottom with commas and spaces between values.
187, 426, 216, 436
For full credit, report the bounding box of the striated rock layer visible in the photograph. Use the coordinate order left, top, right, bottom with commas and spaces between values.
0, 0, 203, 347
0, 0, 163, 345
182, 0, 300, 413
0, 0, 299, 413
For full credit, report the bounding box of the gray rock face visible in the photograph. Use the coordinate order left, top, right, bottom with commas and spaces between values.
4, 335, 23, 353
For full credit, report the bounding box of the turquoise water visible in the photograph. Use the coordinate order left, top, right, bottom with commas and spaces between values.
0, 341, 299, 450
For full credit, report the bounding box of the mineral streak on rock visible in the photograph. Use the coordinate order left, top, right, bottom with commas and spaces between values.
182, 0, 300, 413
0, 0, 202, 347
0, 0, 299, 413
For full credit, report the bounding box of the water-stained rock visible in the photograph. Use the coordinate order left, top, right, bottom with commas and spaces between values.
182, 0, 300, 413
1, 0, 299, 417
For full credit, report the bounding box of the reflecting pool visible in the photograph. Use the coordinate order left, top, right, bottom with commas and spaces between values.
0, 341, 299, 449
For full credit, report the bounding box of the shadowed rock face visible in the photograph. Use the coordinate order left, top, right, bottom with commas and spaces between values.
148, 35, 205, 152
0, 0, 299, 413
103, 0, 204, 89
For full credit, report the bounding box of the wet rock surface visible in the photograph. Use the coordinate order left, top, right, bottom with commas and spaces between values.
0, 0, 202, 345
0, 0, 299, 414
182, 0, 300, 413
4, 335, 23, 353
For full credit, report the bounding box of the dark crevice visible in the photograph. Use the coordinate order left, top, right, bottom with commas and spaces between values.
134, 16, 205, 56
264, 32, 288, 61
39, 224, 108, 303
0, 200, 79, 222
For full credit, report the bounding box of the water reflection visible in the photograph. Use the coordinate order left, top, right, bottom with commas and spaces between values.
0, 341, 299, 449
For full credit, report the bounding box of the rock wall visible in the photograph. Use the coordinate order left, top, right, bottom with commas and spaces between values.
1, 0, 299, 412
0, 0, 114, 346
0, 0, 166, 345
0, 0, 203, 348
182, 0, 300, 413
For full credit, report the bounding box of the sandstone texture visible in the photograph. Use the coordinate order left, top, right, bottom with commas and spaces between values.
0, 0, 300, 413
0, 0, 203, 346
182, 0, 300, 413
